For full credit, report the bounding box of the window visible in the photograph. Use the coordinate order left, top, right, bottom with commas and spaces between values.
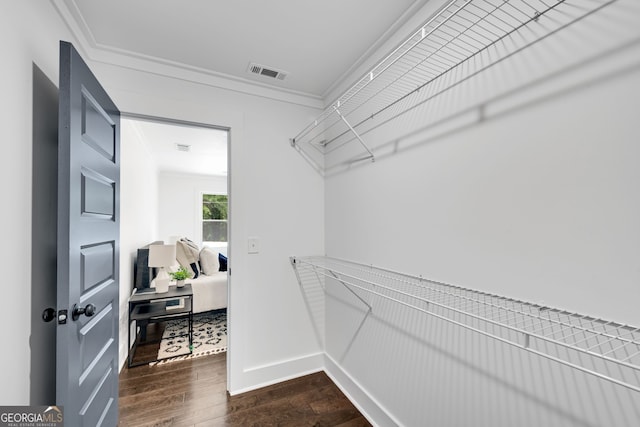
202, 194, 228, 243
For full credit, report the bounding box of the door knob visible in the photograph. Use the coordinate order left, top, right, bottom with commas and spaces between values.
42, 307, 56, 322
72, 303, 96, 321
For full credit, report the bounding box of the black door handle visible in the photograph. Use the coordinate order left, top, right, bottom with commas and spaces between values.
42, 307, 56, 322
72, 303, 96, 321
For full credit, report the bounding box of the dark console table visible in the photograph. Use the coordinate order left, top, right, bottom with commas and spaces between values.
128, 284, 193, 367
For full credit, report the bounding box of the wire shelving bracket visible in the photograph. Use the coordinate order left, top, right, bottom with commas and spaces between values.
289, 0, 617, 173
290, 256, 640, 393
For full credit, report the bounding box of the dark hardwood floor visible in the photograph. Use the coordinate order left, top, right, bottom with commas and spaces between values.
119, 351, 371, 426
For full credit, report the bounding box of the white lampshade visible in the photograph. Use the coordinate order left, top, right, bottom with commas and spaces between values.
148, 244, 176, 293
148, 244, 176, 268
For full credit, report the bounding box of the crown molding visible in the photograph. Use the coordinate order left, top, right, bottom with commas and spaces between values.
50, 0, 324, 110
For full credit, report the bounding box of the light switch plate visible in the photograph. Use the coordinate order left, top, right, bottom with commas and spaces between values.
248, 237, 259, 254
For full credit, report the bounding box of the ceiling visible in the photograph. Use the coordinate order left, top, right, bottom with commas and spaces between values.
58, 0, 431, 99
57, 0, 432, 175
122, 118, 228, 176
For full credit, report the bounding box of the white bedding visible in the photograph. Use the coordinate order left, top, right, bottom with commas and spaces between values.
186, 271, 228, 313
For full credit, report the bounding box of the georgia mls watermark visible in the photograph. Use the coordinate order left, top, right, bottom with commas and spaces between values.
0, 406, 63, 427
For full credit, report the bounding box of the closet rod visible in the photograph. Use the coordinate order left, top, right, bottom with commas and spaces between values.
291, 256, 640, 393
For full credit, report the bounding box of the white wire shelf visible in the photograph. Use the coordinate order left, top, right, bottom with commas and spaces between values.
290, 0, 617, 173
290, 256, 640, 393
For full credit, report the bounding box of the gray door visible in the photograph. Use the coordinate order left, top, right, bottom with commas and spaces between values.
57, 41, 120, 426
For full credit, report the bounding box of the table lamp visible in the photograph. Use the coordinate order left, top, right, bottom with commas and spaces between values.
148, 244, 176, 293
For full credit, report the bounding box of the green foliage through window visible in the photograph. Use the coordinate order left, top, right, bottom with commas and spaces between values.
203, 194, 228, 242
203, 194, 228, 220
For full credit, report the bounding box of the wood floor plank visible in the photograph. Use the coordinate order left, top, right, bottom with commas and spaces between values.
118, 353, 371, 426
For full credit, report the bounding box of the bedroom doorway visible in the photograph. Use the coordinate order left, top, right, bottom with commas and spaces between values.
119, 114, 230, 373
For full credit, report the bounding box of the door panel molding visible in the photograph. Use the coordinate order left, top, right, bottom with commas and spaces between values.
57, 40, 120, 426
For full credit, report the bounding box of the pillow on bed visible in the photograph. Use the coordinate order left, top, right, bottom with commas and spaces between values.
176, 238, 200, 278
199, 247, 220, 275
218, 253, 227, 271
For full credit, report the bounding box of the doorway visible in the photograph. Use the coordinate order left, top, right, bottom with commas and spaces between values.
119, 114, 230, 373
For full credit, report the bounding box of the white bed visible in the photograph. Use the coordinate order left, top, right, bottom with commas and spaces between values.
186, 272, 228, 313
140, 239, 228, 314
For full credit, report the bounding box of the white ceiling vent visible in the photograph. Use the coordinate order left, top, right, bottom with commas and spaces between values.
247, 62, 288, 81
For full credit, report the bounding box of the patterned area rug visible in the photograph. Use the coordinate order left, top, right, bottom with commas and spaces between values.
153, 309, 227, 365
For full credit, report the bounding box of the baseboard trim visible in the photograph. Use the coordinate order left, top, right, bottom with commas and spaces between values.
229, 351, 324, 395
227, 350, 398, 426
324, 353, 400, 427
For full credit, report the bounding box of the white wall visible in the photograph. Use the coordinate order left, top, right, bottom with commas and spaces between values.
223, 94, 325, 390
323, 0, 640, 425
0, 0, 74, 405
157, 171, 227, 247
118, 119, 160, 368
2, 0, 324, 404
